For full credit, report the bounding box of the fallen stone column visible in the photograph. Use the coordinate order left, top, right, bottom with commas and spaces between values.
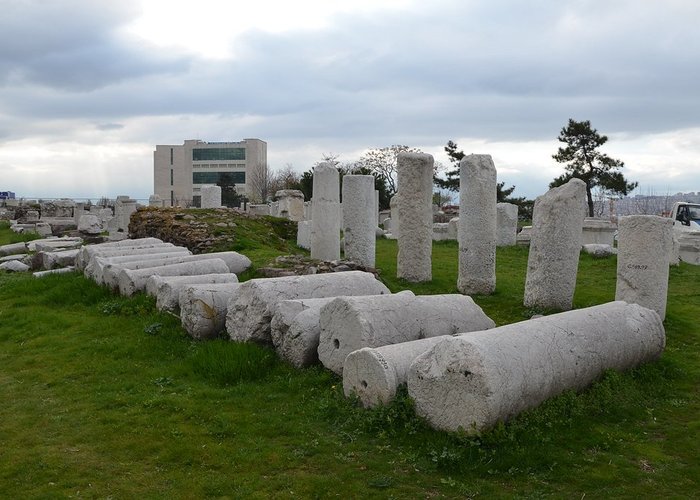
458, 155, 497, 294
318, 293, 494, 375
524, 178, 586, 311
0, 242, 28, 256
87, 247, 190, 282
154, 273, 239, 311
270, 297, 337, 367
226, 271, 390, 345
33, 267, 76, 278
407, 301, 665, 433
615, 215, 673, 320
102, 251, 251, 289
496, 202, 518, 247
397, 153, 434, 282
311, 162, 341, 261
117, 259, 230, 296
343, 335, 451, 407
76, 238, 165, 269
41, 249, 80, 270
342, 175, 376, 267
180, 283, 242, 339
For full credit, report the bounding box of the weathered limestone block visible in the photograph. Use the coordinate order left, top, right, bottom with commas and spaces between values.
581, 218, 617, 246
41, 249, 80, 270
154, 273, 239, 311
432, 223, 451, 241
78, 214, 102, 235
296, 220, 311, 250
270, 297, 337, 367
408, 301, 665, 433
344, 335, 451, 407
524, 179, 586, 310
276, 190, 305, 221
179, 283, 243, 339
226, 271, 390, 345
458, 155, 497, 295
31, 238, 83, 252
117, 259, 230, 296
388, 195, 399, 238
342, 175, 376, 267
311, 163, 340, 261
397, 153, 434, 282
582, 243, 615, 258
76, 237, 164, 269
318, 293, 495, 375
33, 267, 76, 278
201, 185, 222, 208
496, 203, 518, 247
447, 217, 459, 240
516, 226, 532, 246
0, 260, 30, 272
148, 194, 163, 207
615, 215, 673, 319
89, 248, 190, 283
0, 254, 28, 263
0, 242, 27, 256
102, 251, 250, 288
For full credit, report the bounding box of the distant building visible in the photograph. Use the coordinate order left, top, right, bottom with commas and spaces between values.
153, 138, 267, 207
0, 191, 15, 200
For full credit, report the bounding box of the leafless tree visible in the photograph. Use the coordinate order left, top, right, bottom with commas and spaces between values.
247, 162, 270, 203
357, 145, 422, 196
269, 164, 301, 195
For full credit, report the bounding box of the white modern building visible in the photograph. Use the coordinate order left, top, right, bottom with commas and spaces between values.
153, 138, 267, 207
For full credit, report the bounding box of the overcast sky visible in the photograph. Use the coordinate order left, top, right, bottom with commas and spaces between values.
1, 0, 698, 201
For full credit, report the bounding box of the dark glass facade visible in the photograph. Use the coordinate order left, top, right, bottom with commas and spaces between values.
192, 171, 246, 184
192, 148, 245, 161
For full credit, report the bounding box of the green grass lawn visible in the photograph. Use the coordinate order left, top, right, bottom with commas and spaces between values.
1, 229, 699, 497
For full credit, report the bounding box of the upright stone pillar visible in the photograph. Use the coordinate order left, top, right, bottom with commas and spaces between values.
73, 202, 86, 226
201, 185, 222, 209
615, 215, 673, 320
342, 175, 376, 267
311, 162, 340, 261
396, 152, 433, 282
388, 194, 400, 238
374, 190, 380, 226
148, 195, 163, 207
524, 178, 586, 311
458, 154, 497, 295
496, 202, 518, 246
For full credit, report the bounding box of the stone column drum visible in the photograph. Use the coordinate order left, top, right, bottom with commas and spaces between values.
615, 215, 673, 320
396, 153, 434, 282
342, 175, 376, 267
496, 202, 518, 247
523, 178, 586, 311
458, 154, 497, 294
201, 185, 222, 209
311, 163, 340, 261
389, 194, 400, 238
408, 301, 665, 433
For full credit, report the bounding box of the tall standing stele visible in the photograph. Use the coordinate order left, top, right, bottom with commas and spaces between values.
342, 175, 376, 267
396, 152, 434, 282
310, 162, 341, 261
457, 154, 497, 295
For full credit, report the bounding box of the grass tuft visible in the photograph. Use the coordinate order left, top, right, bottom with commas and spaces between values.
189, 340, 280, 385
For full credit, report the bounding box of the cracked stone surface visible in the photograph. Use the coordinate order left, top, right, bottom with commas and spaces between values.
76, 238, 164, 269
89, 248, 189, 284
311, 163, 340, 261
342, 175, 376, 268
118, 259, 230, 296
407, 301, 665, 433
270, 297, 338, 368
201, 185, 222, 209
496, 203, 518, 247
524, 178, 586, 311
179, 282, 242, 339
151, 273, 239, 311
458, 155, 497, 294
318, 293, 495, 376
397, 153, 434, 282
615, 215, 673, 320
226, 271, 390, 345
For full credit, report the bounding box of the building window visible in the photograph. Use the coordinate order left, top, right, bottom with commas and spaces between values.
170, 169, 174, 186
192, 148, 245, 161
192, 171, 245, 185
170, 147, 173, 165
170, 190, 174, 207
